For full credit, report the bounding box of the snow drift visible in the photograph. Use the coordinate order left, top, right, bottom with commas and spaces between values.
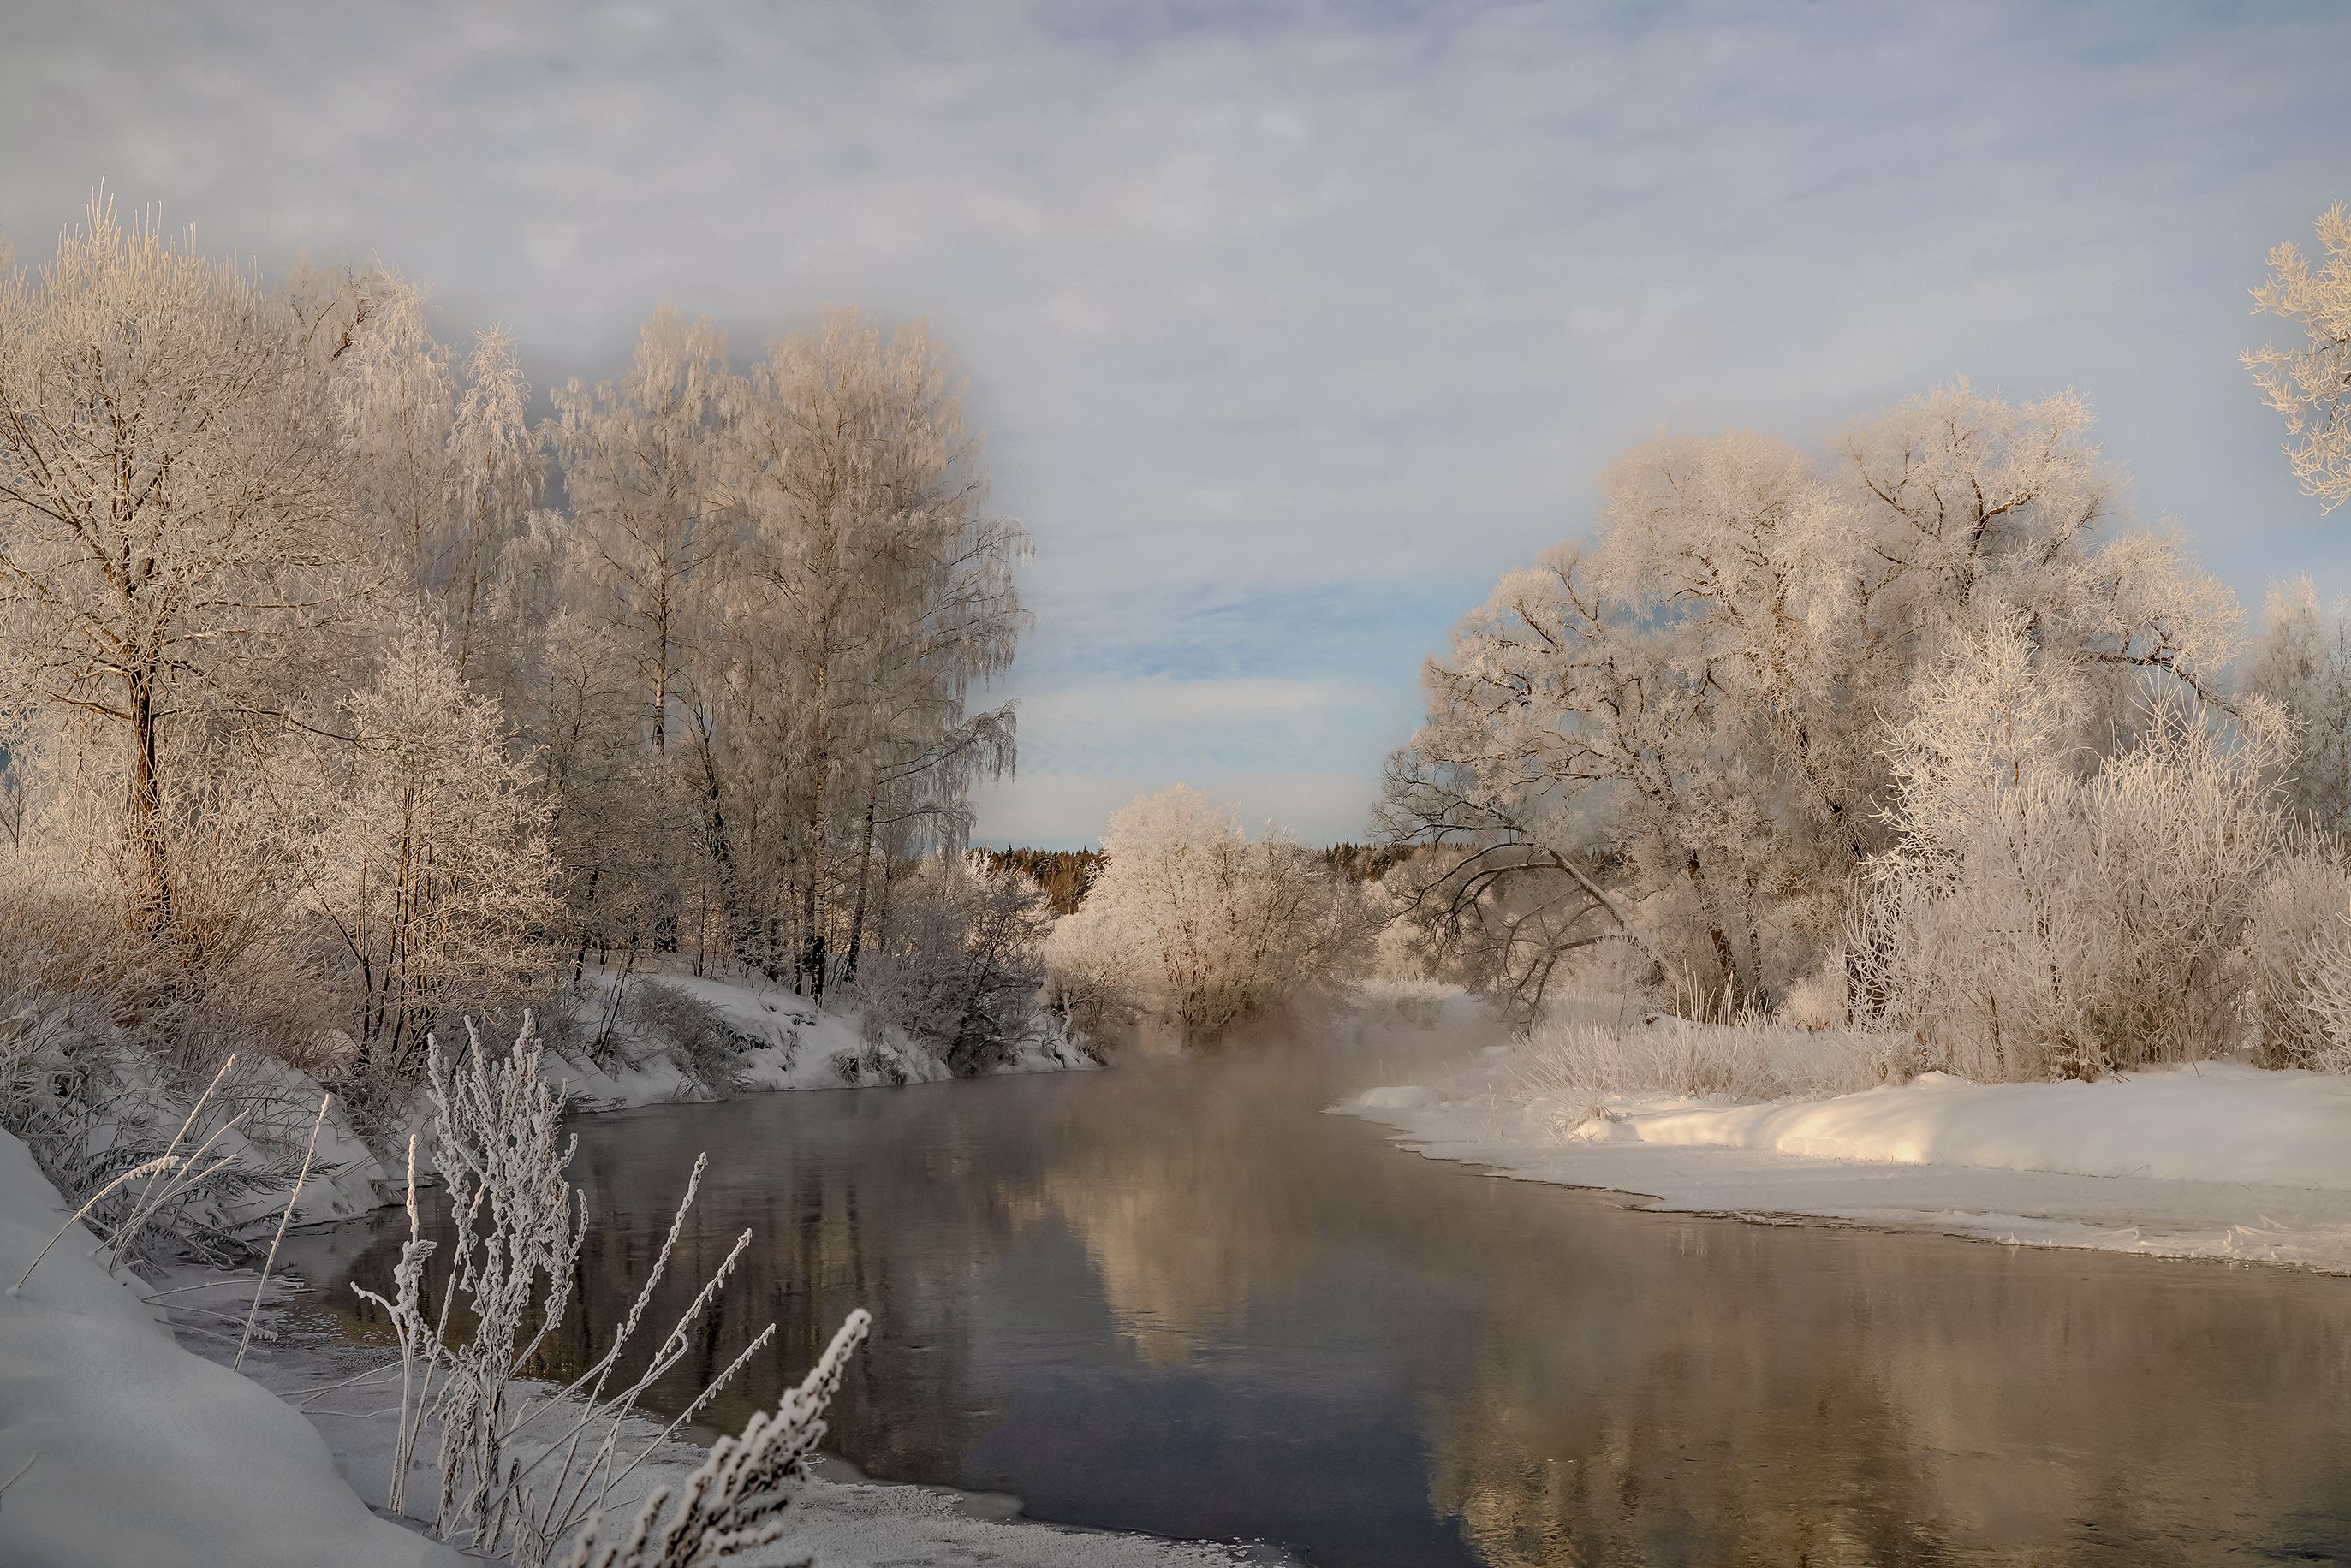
0, 1127, 455, 1567
1341, 1053, 2351, 1270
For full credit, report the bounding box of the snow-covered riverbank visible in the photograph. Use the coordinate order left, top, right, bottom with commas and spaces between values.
550, 971, 1095, 1112
1340, 1050, 2351, 1270
0, 1118, 1254, 1568
0, 1131, 455, 1567
187, 1307, 1271, 1568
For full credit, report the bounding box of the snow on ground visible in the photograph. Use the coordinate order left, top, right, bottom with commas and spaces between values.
0, 1129, 456, 1567
551, 969, 1093, 1113
1338, 1047, 2351, 1270
0, 1118, 1268, 1567
182, 1284, 1276, 1568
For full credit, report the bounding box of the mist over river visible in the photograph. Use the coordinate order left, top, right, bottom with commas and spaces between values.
283, 1038, 2351, 1567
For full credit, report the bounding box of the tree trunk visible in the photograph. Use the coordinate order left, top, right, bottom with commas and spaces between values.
125, 670, 173, 936
841, 775, 881, 987
455, 496, 487, 679
690, 719, 753, 970
800, 689, 830, 1006
1681, 847, 1750, 1007
571, 865, 603, 990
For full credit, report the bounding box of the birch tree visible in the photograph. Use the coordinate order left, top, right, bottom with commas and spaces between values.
0, 198, 355, 932
330, 270, 456, 589
550, 309, 733, 758
446, 326, 539, 675
723, 311, 1025, 1001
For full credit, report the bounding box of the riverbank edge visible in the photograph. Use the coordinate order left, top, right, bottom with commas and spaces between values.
1336, 1066, 2351, 1275
0, 1114, 1283, 1568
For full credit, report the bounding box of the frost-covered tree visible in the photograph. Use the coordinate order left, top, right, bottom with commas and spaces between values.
1384, 382, 2242, 1015
550, 309, 733, 760
0, 199, 355, 931
1048, 786, 1372, 1046
446, 326, 539, 675
714, 311, 1026, 999
857, 852, 1053, 1074
2246, 201, 2351, 512
271, 621, 557, 1092
331, 270, 457, 589
2242, 576, 2351, 833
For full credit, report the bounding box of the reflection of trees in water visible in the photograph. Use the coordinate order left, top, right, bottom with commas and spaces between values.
1409, 1209, 2351, 1565
1012, 1056, 2351, 1564
1031, 1060, 1334, 1367
290, 1087, 1066, 1486
289, 1062, 2351, 1567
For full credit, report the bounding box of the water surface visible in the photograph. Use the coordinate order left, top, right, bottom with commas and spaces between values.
285, 1047, 2351, 1566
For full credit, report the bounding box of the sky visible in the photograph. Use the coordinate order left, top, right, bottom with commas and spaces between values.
5, 1, 2350, 846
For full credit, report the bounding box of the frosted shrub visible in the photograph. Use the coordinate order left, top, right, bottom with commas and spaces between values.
622, 981, 760, 1097
1045, 786, 1375, 1048
856, 853, 1053, 1074
2293, 937, 2351, 1075
552, 1310, 869, 1568
1858, 634, 2286, 1079
1039, 899, 1146, 1042
421, 1018, 589, 1546
1515, 1014, 1887, 1116
2242, 842, 2351, 1069
337, 1015, 869, 1566
0, 891, 339, 1265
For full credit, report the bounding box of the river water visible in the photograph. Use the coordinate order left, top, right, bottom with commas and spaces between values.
282, 1044, 2351, 1567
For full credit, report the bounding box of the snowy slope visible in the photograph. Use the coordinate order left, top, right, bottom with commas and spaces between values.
0, 1129, 455, 1568
200, 1302, 1275, 1568
550, 971, 1092, 1112
1341, 1053, 2351, 1270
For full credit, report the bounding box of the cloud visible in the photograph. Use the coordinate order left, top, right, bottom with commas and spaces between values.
6, 2, 2351, 842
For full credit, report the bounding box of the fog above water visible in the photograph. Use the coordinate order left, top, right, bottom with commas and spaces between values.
286, 1018, 2351, 1566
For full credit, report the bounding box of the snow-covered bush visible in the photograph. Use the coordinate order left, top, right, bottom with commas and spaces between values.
2288, 928, 2351, 1075
623, 980, 761, 1096
551, 977, 765, 1098
1045, 786, 1376, 1048
415, 1019, 589, 1545
349, 1016, 866, 1566
1857, 626, 2288, 1079
1514, 1013, 1888, 1115
2242, 840, 2351, 1069
855, 852, 1053, 1074
1038, 890, 1147, 1042
0, 876, 351, 1259
551, 1310, 870, 1568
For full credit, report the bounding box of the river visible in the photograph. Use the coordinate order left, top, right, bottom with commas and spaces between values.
280, 1041, 2351, 1566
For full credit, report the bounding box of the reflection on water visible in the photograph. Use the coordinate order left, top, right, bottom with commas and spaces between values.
282, 1047, 2351, 1567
